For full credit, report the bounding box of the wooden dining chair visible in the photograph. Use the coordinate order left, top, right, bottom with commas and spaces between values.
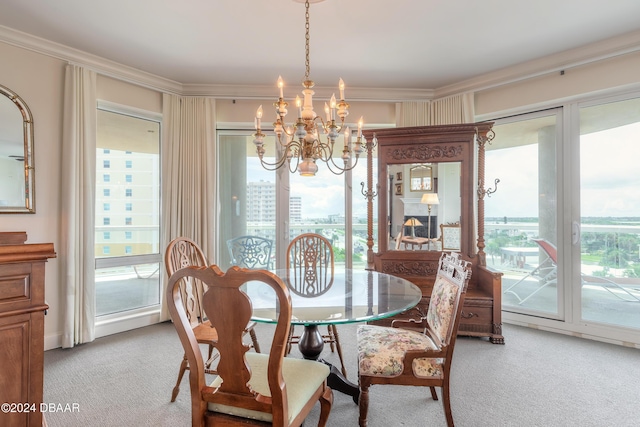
357, 252, 472, 427
227, 235, 274, 269
164, 237, 261, 402
285, 233, 347, 377
167, 264, 333, 427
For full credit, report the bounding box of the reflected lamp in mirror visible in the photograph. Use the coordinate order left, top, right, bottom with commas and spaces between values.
403, 217, 423, 238
0, 84, 35, 213
410, 164, 432, 191
421, 193, 440, 249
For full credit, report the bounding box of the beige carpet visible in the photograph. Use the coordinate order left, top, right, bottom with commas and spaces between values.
43, 321, 639, 426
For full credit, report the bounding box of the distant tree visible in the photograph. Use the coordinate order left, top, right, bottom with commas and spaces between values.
600, 248, 629, 269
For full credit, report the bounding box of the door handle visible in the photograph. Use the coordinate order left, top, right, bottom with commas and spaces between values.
572, 221, 580, 245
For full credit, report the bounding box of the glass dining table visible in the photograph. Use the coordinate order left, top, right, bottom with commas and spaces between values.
243, 268, 422, 402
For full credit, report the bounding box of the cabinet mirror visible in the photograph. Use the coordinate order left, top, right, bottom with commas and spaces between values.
0, 85, 35, 213
387, 162, 461, 252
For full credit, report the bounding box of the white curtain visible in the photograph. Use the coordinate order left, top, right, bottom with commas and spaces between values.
396, 101, 431, 126
60, 65, 97, 348
431, 92, 474, 125
396, 93, 474, 126
160, 94, 217, 321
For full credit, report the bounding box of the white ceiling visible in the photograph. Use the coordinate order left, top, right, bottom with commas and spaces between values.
2, 0, 640, 96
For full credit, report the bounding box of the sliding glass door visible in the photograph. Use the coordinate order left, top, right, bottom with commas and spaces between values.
578, 96, 640, 329
485, 110, 561, 318
217, 131, 371, 270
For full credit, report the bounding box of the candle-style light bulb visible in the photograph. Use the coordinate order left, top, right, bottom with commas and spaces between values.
357, 116, 363, 137
330, 94, 337, 121
324, 102, 330, 121
277, 76, 284, 98
343, 126, 350, 148
339, 78, 345, 100
255, 105, 263, 130
295, 95, 302, 118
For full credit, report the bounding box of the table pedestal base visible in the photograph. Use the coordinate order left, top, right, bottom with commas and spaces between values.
299, 324, 360, 404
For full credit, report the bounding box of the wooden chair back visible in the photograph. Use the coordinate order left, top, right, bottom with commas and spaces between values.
168, 265, 293, 426
227, 235, 274, 269
286, 233, 334, 297
165, 237, 208, 328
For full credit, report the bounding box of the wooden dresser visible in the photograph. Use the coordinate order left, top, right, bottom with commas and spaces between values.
0, 232, 56, 427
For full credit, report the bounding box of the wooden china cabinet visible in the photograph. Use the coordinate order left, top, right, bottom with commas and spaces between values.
0, 232, 56, 426
363, 123, 504, 344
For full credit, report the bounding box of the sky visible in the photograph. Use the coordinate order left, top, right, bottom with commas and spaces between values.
247, 121, 640, 221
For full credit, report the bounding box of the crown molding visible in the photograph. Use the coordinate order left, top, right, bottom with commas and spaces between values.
435, 29, 640, 98
0, 25, 183, 95
180, 83, 435, 102
2, 24, 640, 102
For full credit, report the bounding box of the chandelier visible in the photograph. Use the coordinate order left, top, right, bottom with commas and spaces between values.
252, 0, 365, 176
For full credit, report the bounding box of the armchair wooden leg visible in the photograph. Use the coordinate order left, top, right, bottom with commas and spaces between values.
430, 386, 438, 401
249, 328, 261, 353
317, 385, 333, 427
358, 378, 371, 427
171, 354, 189, 402
442, 383, 454, 427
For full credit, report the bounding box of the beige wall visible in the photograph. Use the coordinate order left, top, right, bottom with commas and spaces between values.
0, 41, 66, 344
216, 98, 396, 128
475, 50, 640, 118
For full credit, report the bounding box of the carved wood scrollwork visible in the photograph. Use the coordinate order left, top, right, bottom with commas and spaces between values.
380, 260, 438, 277
387, 144, 464, 162
460, 311, 479, 319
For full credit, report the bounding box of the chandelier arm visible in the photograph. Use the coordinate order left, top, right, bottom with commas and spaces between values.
325, 153, 360, 174
257, 155, 290, 172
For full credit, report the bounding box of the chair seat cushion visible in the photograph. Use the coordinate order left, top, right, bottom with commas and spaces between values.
357, 325, 443, 379
208, 352, 330, 423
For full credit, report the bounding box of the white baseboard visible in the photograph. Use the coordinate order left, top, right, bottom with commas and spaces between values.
44, 309, 162, 351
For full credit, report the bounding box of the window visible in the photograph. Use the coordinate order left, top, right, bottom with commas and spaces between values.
95, 107, 161, 335
217, 131, 374, 270
103, 160, 110, 168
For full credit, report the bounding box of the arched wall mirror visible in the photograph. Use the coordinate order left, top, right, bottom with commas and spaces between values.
0, 85, 35, 213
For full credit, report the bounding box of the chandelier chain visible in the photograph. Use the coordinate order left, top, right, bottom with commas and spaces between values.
304, 0, 310, 80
